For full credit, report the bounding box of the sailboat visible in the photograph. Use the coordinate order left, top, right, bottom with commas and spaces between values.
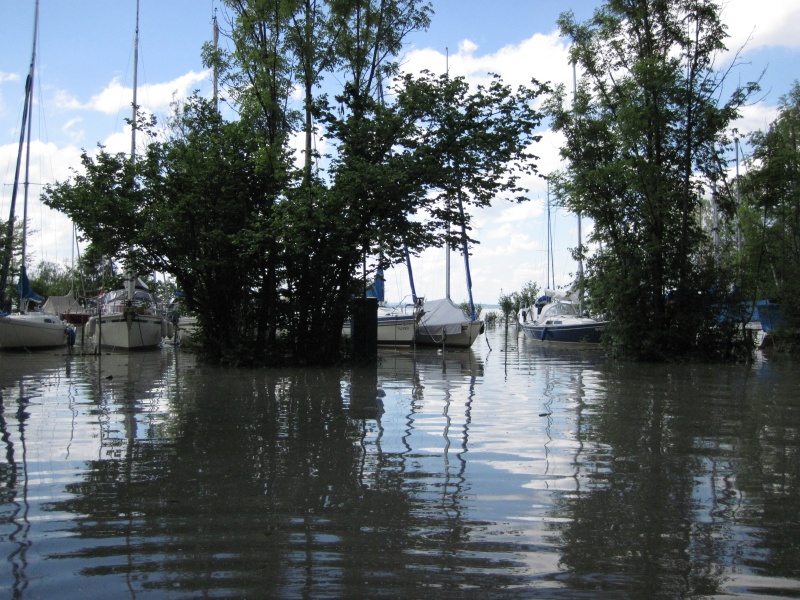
342, 269, 420, 346
517, 184, 606, 344
414, 195, 484, 349
0, 0, 74, 351
85, 0, 169, 350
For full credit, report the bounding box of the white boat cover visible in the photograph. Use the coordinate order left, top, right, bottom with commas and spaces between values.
418, 298, 470, 335
543, 288, 579, 302
42, 291, 81, 316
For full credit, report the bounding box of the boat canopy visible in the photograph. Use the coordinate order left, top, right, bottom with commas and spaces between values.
418, 298, 470, 336
43, 291, 81, 315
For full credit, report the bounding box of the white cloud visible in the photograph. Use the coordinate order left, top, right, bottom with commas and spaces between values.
495, 201, 544, 224
60, 117, 86, 145
0, 139, 85, 267
83, 70, 210, 115
403, 30, 572, 93
733, 101, 782, 137
721, 0, 800, 54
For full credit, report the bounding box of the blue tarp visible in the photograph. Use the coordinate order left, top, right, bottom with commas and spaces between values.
18, 265, 43, 303
365, 271, 385, 303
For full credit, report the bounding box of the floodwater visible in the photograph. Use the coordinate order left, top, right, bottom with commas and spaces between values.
1, 325, 798, 599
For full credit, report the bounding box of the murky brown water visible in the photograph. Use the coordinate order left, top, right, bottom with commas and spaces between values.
1, 325, 799, 598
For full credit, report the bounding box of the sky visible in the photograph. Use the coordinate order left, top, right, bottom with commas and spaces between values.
2, 1, 799, 306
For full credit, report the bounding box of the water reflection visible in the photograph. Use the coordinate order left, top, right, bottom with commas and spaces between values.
0, 331, 798, 598
0, 352, 73, 598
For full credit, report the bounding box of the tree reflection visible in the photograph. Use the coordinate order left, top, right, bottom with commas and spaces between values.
550, 361, 800, 597
39, 346, 544, 597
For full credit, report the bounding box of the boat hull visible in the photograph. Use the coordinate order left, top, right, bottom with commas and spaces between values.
521, 321, 606, 344
90, 313, 165, 350
415, 319, 483, 348
343, 315, 418, 346
376, 315, 416, 345
0, 313, 70, 349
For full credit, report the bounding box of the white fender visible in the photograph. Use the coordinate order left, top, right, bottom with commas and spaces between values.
86, 316, 97, 337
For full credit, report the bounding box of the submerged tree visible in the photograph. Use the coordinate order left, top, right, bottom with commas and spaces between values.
548, 0, 759, 360
738, 81, 800, 345
43, 0, 547, 365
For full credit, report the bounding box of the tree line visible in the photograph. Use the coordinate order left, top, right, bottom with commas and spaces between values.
38, 0, 546, 365
6, 0, 795, 363
504, 1, 800, 360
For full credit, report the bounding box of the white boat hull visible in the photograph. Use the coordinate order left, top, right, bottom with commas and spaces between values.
89, 312, 165, 350
413, 298, 483, 348
342, 315, 418, 346
415, 319, 483, 348
377, 315, 416, 345
0, 313, 70, 349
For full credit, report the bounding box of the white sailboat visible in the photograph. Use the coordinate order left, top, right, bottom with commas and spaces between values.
87, 0, 168, 350
414, 195, 483, 349
517, 183, 606, 344
87, 275, 170, 350
0, 0, 74, 351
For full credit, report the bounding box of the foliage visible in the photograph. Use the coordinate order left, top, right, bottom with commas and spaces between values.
0, 217, 24, 310
737, 81, 800, 346
42, 0, 548, 366
457, 300, 482, 320
498, 291, 514, 321
548, 0, 759, 361
498, 280, 539, 322
28, 261, 72, 298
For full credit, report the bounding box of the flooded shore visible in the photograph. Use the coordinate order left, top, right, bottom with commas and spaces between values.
1, 325, 798, 598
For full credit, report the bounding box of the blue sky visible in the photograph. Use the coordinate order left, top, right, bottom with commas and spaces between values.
2, 0, 799, 305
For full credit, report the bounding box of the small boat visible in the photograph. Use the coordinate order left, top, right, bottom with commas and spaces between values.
43, 291, 92, 326
81, 3, 172, 351
415, 297, 484, 348
0, 310, 73, 350
519, 289, 605, 344
86, 276, 171, 350
410, 193, 483, 349
517, 177, 605, 345
343, 301, 420, 346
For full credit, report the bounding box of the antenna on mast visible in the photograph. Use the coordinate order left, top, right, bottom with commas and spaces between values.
213, 7, 219, 110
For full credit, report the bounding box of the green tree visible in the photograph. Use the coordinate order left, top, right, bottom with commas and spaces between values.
549, 0, 759, 360
43, 1, 548, 366
0, 217, 24, 311
738, 81, 800, 344
29, 261, 72, 298
498, 291, 514, 322
45, 98, 281, 365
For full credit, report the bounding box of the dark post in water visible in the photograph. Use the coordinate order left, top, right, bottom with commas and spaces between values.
351, 297, 378, 360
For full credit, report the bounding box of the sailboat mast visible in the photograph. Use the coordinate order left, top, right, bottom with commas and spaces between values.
126, 0, 140, 303
22, 56, 35, 274
458, 192, 476, 320
573, 62, 584, 312
445, 47, 451, 300
131, 0, 139, 162
546, 180, 553, 290
0, 0, 39, 310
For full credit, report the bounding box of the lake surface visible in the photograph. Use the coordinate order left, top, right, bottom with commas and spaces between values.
1, 325, 799, 599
